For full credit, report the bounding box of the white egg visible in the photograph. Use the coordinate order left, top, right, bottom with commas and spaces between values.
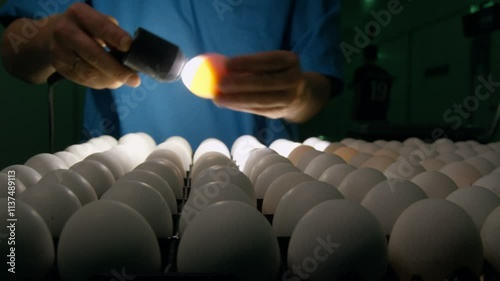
102, 146, 135, 173
39, 169, 97, 205
473, 144, 492, 153
340, 137, 356, 145
1, 165, 41, 187
193, 138, 230, 164
410, 171, 456, 199
135, 132, 157, 151
269, 139, 301, 157
361, 155, 395, 172
86, 152, 125, 180
479, 151, 500, 167
481, 206, 500, 275
0, 199, 54, 281
403, 137, 422, 146
493, 166, 500, 174
384, 160, 425, 179
117, 170, 178, 215
70, 160, 115, 198
303, 137, 323, 146
454, 148, 477, 159
249, 154, 291, 184
179, 182, 255, 235
0, 172, 26, 198
232, 139, 267, 172
231, 135, 262, 156
361, 179, 427, 235
374, 139, 387, 147
254, 163, 299, 199
323, 142, 345, 154
288, 199, 387, 281
24, 153, 68, 176
119, 133, 154, 154
473, 174, 500, 197
19, 182, 81, 237
57, 200, 161, 281
347, 152, 372, 168
156, 141, 192, 172
242, 148, 277, 177
304, 153, 345, 179
436, 152, 464, 163
384, 140, 403, 151
262, 171, 314, 214
64, 144, 92, 159
165, 136, 193, 157
447, 186, 500, 230
191, 165, 255, 203
338, 167, 386, 202
312, 140, 332, 151
177, 201, 280, 281
439, 162, 482, 188
435, 142, 459, 153
273, 181, 343, 237
98, 135, 118, 147
389, 199, 483, 281
146, 148, 185, 175
101, 181, 173, 238
113, 143, 150, 168
348, 139, 366, 150
54, 151, 80, 167
87, 137, 112, 151
398, 145, 418, 156
358, 143, 380, 154
420, 158, 446, 171
318, 164, 356, 188
334, 146, 360, 163
135, 159, 184, 199
287, 145, 315, 166
190, 151, 234, 180
464, 156, 495, 176
296, 149, 323, 171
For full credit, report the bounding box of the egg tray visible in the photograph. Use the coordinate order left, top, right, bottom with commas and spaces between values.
35, 175, 499, 281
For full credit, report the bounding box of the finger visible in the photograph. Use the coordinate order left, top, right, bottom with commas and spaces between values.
59, 23, 140, 87
219, 69, 302, 93
215, 102, 287, 119
215, 90, 295, 108
67, 3, 132, 52
226, 51, 299, 72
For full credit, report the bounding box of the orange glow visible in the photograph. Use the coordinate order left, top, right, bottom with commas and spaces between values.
181, 54, 227, 99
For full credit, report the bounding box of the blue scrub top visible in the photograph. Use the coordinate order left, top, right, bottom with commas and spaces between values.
0, 0, 343, 149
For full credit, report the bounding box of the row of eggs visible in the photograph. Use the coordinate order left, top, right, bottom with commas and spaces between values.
1, 134, 499, 281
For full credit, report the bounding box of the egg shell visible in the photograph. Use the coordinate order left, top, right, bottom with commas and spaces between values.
135, 159, 184, 199
479, 151, 500, 167
193, 138, 230, 164
347, 152, 372, 168
0, 172, 26, 198
333, 146, 359, 162
249, 154, 291, 184
384, 160, 425, 179
439, 162, 482, 188
262, 171, 314, 214
481, 206, 500, 274
338, 167, 387, 202
296, 149, 324, 171
420, 158, 446, 171
146, 148, 185, 175
54, 151, 80, 167
436, 152, 464, 163
362, 155, 395, 172
323, 142, 345, 154
181, 53, 228, 99
39, 169, 97, 205
318, 164, 356, 188
70, 160, 115, 198
473, 174, 500, 197
465, 156, 495, 176
242, 148, 277, 177
24, 153, 69, 176
1, 164, 41, 187
288, 145, 316, 166
190, 151, 235, 180
304, 153, 345, 179
254, 163, 299, 199
86, 152, 125, 180
411, 171, 458, 198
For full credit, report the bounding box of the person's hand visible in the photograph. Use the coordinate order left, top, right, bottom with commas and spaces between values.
49, 3, 140, 89
215, 51, 331, 123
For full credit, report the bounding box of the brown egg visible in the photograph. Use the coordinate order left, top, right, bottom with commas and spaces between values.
333, 146, 359, 162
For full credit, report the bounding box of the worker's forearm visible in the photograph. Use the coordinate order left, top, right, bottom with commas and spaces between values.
284, 72, 332, 123
1, 16, 59, 84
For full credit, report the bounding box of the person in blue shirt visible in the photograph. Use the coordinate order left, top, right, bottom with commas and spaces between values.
1, 0, 344, 149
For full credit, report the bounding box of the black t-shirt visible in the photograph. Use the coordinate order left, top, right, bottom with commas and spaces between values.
352, 63, 392, 121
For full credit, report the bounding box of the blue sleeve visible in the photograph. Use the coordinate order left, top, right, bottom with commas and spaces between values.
288, 0, 345, 85
0, 0, 86, 26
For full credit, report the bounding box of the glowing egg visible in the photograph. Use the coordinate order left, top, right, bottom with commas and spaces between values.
181, 53, 227, 99
177, 201, 280, 281
446, 186, 500, 230
70, 160, 115, 198
389, 199, 483, 281
273, 181, 343, 237
57, 200, 161, 280
1, 164, 41, 187
193, 138, 230, 164
288, 199, 387, 281
261, 172, 313, 214
439, 162, 482, 188
102, 181, 173, 238
254, 163, 299, 199
337, 167, 386, 202
39, 169, 97, 205
24, 153, 68, 176
481, 206, 500, 275
0, 199, 54, 281
19, 182, 81, 237
117, 170, 178, 215
361, 179, 427, 235
411, 171, 458, 198
318, 164, 356, 188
